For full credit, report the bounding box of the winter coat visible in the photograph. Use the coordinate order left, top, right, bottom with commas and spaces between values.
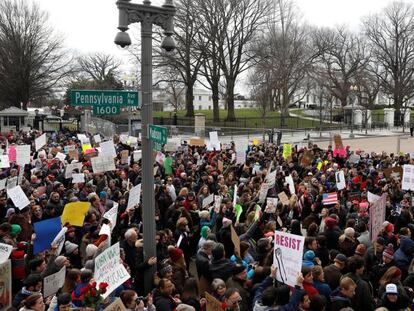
338, 236, 357, 257
209, 258, 235, 282
323, 264, 343, 291
226, 276, 250, 311
330, 288, 352, 311
344, 272, 375, 311
217, 227, 234, 258
195, 250, 210, 280
153, 289, 176, 311
394, 235, 414, 272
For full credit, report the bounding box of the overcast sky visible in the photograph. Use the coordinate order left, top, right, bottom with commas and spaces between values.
38, 0, 399, 60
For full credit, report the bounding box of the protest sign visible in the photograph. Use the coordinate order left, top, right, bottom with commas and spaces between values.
103, 203, 119, 228
0, 260, 12, 310
133, 150, 142, 162
155, 152, 165, 165
43, 266, 66, 298
64, 162, 83, 179
164, 139, 180, 152
265, 170, 277, 188
334, 134, 343, 149
336, 170, 346, 190
205, 292, 222, 311
103, 298, 127, 311
214, 195, 222, 212
17, 167, 24, 185
6, 177, 17, 190
202, 194, 214, 209
8, 146, 16, 162
77, 134, 90, 144
127, 184, 141, 210
370, 194, 387, 242
35, 134, 47, 151
55, 152, 66, 162
0, 179, 6, 191
300, 150, 314, 167
120, 150, 129, 165
273, 231, 305, 287
15, 145, 31, 166
265, 197, 278, 214
72, 173, 85, 184
94, 134, 102, 143
278, 191, 290, 206
164, 156, 173, 175
68, 149, 79, 160
286, 175, 295, 195
208, 132, 221, 151
61, 202, 90, 226
383, 166, 403, 180
51, 227, 67, 255
189, 138, 205, 146
258, 183, 269, 203
233, 184, 238, 206
367, 191, 380, 203
99, 224, 111, 236
282, 144, 292, 160
100, 140, 117, 158
7, 186, 30, 210
0, 244, 12, 264
94, 243, 130, 298
349, 154, 360, 164
402, 164, 414, 191
0, 155, 9, 169
33, 217, 62, 254
91, 155, 116, 173
230, 225, 240, 257
236, 151, 245, 164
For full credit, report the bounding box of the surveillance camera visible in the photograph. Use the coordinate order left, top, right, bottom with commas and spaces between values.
114, 31, 131, 48
161, 36, 175, 52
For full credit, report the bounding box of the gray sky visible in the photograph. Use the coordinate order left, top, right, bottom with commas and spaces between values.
38, 0, 400, 63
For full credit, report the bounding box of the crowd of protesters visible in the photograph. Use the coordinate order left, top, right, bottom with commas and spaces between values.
1, 128, 414, 311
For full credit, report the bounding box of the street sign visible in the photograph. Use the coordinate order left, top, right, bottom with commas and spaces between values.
71, 90, 140, 107
149, 125, 168, 149
93, 105, 120, 116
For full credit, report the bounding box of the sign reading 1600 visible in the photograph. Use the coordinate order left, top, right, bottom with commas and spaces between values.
70, 90, 140, 116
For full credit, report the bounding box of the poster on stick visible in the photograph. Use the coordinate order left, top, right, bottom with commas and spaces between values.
273, 231, 304, 287
370, 194, 387, 242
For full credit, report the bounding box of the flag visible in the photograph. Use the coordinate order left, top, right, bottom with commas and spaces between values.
322, 192, 338, 205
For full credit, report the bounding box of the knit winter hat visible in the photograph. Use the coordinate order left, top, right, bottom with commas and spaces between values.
325, 217, 337, 230
168, 247, 183, 262
385, 223, 394, 234
304, 250, 315, 261
65, 241, 78, 254
55, 256, 67, 268
85, 244, 98, 258
383, 244, 394, 260
222, 217, 232, 228
355, 244, 366, 256
11, 224, 21, 237
200, 226, 210, 239
344, 227, 355, 238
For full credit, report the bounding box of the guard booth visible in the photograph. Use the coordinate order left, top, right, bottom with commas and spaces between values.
0, 107, 29, 133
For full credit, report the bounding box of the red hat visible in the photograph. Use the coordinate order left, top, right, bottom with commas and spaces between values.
168, 247, 183, 262
386, 223, 394, 234
325, 217, 337, 230
383, 244, 394, 260
48, 174, 55, 181
355, 244, 366, 256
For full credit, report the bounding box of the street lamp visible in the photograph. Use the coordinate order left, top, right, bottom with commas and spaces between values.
349, 85, 358, 138
115, 0, 176, 294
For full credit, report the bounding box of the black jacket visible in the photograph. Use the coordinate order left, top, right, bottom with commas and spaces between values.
196, 250, 210, 279
153, 289, 176, 311
209, 258, 235, 282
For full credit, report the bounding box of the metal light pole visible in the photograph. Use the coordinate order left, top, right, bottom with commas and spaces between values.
114, 0, 176, 294
349, 85, 357, 138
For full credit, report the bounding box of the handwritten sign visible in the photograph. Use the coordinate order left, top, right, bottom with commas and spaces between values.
189, 138, 205, 146
370, 194, 387, 242
282, 144, 292, 160
0, 260, 12, 310
100, 140, 117, 158
127, 184, 141, 210
15, 145, 31, 166
266, 197, 278, 214
103, 203, 118, 229
35, 134, 47, 151
72, 173, 85, 184
202, 194, 214, 209
103, 298, 126, 311
273, 231, 304, 286
0, 243, 12, 264
7, 186, 30, 210
43, 266, 66, 298
61, 202, 90, 226
336, 170, 346, 190
278, 192, 290, 206
51, 227, 68, 255
94, 242, 130, 299
0, 155, 10, 168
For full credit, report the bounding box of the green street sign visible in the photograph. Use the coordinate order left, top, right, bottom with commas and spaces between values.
149, 125, 168, 145
93, 105, 120, 115
71, 90, 140, 107
153, 142, 163, 151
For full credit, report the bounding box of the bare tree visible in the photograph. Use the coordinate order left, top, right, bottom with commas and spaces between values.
0, 0, 73, 109
77, 53, 122, 88
311, 26, 368, 107
364, 1, 414, 126
217, 0, 270, 121
157, 0, 204, 118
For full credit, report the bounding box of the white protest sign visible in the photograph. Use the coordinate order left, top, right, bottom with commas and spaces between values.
43, 266, 66, 297
402, 164, 414, 191
214, 195, 222, 211
7, 186, 30, 210
155, 152, 165, 165
252, 164, 261, 175
266, 170, 277, 188
336, 170, 346, 191
0, 155, 10, 168
77, 134, 90, 144
0, 179, 6, 191
236, 151, 245, 164
273, 231, 304, 287
265, 197, 278, 213
99, 224, 111, 237
94, 134, 102, 143
35, 134, 47, 151
367, 191, 380, 203
133, 150, 142, 162
0, 243, 12, 264
370, 194, 387, 242
286, 175, 295, 195
94, 242, 130, 298
15, 145, 31, 166
103, 203, 118, 229
233, 184, 238, 206
164, 139, 180, 152
202, 194, 214, 208
6, 177, 17, 189
100, 140, 117, 158
258, 183, 269, 203
91, 155, 116, 173
51, 227, 67, 255
64, 162, 83, 179
72, 173, 85, 184
55, 152, 67, 163
207, 131, 221, 151
127, 184, 141, 210
18, 167, 24, 185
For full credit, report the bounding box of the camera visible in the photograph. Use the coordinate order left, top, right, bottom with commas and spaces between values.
136, 296, 148, 306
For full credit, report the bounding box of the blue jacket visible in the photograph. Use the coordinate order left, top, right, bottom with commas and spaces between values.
394, 235, 414, 271
330, 288, 352, 311
313, 280, 331, 299
252, 276, 304, 311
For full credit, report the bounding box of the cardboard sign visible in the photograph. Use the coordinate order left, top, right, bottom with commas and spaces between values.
43, 266, 66, 297
273, 231, 304, 287
189, 138, 205, 146
68, 149, 79, 160
266, 197, 278, 213
383, 166, 403, 180
15, 145, 31, 166
334, 134, 343, 149
278, 191, 290, 206
230, 225, 240, 257
120, 150, 129, 165
300, 150, 314, 167
0, 260, 12, 310
103, 298, 127, 311
94, 242, 130, 298
370, 194, 387, 242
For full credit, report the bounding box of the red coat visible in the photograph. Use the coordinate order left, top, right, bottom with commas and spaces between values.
11, 249, 25, 280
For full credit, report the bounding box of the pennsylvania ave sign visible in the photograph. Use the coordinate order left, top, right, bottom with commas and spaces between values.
70, 90, 140, 108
